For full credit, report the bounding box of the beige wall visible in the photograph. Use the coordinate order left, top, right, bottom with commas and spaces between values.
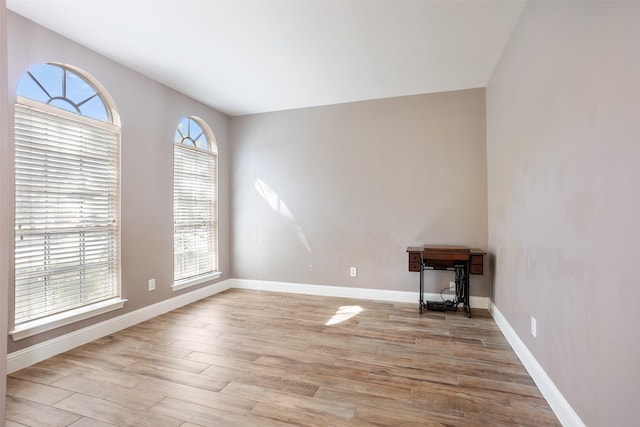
487, 1, 640, 425
5, 12, 231, 354
1, 0, 8, 422
231, 89, 489, 295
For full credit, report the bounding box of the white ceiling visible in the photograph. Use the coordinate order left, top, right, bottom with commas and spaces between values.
6, 0, 526, 116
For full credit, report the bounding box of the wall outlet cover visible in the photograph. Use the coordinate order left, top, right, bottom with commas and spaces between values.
531, 317, 537, 337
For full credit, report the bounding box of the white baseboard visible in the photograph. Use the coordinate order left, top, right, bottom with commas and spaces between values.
7, 279, 232, 373
7, 278, 490, 373
489, 302, 584, 427
7, 277, 581, 426
231, 278, 491, 309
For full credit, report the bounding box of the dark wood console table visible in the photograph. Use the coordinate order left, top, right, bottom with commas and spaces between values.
406, 245, 486, 317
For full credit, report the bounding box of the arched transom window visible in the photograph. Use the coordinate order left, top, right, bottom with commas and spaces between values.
16, 62, 110, 122
173, 116, 218, 288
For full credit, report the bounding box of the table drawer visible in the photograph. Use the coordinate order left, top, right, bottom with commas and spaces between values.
409, 253, 421, 262
409, 262, 421, 272
470, 264, 483, 275
470, 255, 483, 265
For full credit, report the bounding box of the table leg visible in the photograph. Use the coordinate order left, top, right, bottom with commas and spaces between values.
419, 264, 424, 314
465, 262, 471, 317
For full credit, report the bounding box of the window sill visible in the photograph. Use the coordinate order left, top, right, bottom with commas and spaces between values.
172, 271, 222, 292
10, 297, 127, 341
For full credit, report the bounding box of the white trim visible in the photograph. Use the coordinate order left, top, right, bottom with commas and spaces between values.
230, 278, 490, 309
489, 302, 585, 427
469, 295, 490, 310
8, 278, 581, 425
10, 298, 127, 341
7, 279, 231, 373
172, 271, 222, 291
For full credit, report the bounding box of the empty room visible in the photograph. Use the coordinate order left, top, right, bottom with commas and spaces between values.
1, 1, 638, 426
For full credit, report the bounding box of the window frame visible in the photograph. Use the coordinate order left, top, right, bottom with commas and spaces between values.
172, 116, 220, 291
10, 64, 124, 340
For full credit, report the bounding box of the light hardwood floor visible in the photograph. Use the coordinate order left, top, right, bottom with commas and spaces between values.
5, 289, 560, 426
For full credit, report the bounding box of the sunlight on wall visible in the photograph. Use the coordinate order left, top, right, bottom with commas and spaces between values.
254, 178, 311, 252
325, 305, 363, 326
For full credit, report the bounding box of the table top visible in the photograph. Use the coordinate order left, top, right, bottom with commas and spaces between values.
407, 245, 486, 255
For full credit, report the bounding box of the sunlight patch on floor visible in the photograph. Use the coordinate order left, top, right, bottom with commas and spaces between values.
326, 305, 363, 326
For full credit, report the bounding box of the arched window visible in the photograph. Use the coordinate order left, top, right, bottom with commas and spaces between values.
12, 63, 123, 339
173, 116, 218, 289
16, 62, 110, 121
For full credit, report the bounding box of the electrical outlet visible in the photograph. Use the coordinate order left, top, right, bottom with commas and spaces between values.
148, 278, 156, 291
449, 281, 456, 291
531, 317, 537, 337
350, 267, 357, 277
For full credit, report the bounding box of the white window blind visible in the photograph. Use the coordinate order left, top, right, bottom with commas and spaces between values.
14, 100, 121, 325
173, 143, 217, 282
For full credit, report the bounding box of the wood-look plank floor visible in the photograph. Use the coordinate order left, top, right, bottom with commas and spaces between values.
5, 289, 560, 426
